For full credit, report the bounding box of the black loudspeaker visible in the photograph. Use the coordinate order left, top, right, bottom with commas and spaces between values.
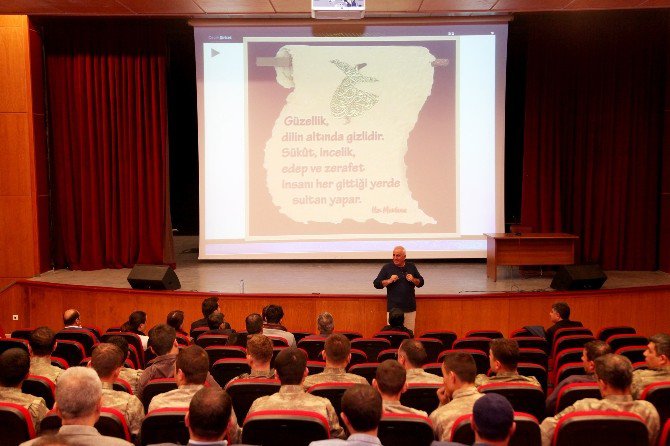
127, 264, 181, 290
550, 265, 607, 291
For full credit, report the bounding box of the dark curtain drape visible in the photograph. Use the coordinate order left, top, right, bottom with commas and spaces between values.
520, 12, 667, 270
45, 22, 174, 270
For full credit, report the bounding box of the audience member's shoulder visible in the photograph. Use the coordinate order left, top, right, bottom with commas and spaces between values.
431, 442, 468, 446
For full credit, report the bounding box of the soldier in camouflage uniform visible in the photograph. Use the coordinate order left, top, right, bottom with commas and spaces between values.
372, 359, 427, 417
430, 351, 483, 441
0, 348, 48, 433
303, 334, 368, 389
540, 354, 660, 446
398, 339, 443, 384
228, 334, 275, 384
631, 333, 670, 398
105, 335, 143, 395
28, 326, 63, 384
91, 343, 144, 438
247, 347, 345, 439
474, 338, 541, 388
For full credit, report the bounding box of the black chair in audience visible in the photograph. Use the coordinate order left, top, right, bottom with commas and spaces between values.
267, 336, 289, 347
373, 331, 411, 349
51, 356, 68, 369
517, 363, 548, 394
478, 382, 546, 422
552, 410, 648, 446
0, 338, 30, 355
399, 383, 441, 414
291, 332, 313, 344
140, 407, 189, 446
616, 345, 646, 364
466, 329, 503, 339
510, 327, 533, 338
439, 349, 489, 375
552, 327, 592, 346
552, 335, 595, 359
422, 362, 443, 377
307, 381, 356, 425
659, 419, 670, 446
0, 402, 36, 444
113, 378, 133, 394
270, 346, 287, 368
452, 337, 490, 354
55, 328, 99, 355
378, 413, 434, 446
553, 347, 583, 371
514, 336, 549, 355
349, 348, 368, 367
377, 348, 398, 362
597, 325, 636, 341
242, 410, 330, 446
350, 338, 391, 363
22, 375, 55, 409
141, 378, 178, 412
225, 378, 281, 422
42, 407, 132, 441
555, 363, 585, 385
10, 328, 35, 342
639, 381, 670, 426
606, 334, 648, 352
52, 339, 86, 367
415, 337, 443, 363
553, 382, 601, 415
195, 333, 229, 348
211, 358, 251, 388
348, 362, 380, 384
205, 345, 247, 368
335, 331, 363, 341
519, 348, 549, 370
189, 326, 208, 340
101, 332, 145, 368
297, 336, 326, 361
419, 331, 457, 350
307, 360, 326, 375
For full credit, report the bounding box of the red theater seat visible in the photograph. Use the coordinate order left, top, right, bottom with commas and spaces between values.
478, 382, 545, 422
552, 410, 648, 446
140, 407, 189, 446
378, 413, 434, 446
350, 338, 391, 362
639, 381, 670, 426
597, 325, 636, 341
553, 382, 601, 415
374, 331, 411, 348
242, 410, 330, 446
22, 375, 56, 409
399, 382, 441, 414
466, 329, 504, 339
225, 378, 281, 422
141, 378, 177, 412
0, 402, 36, 444
211, 358, 251, 388
419, 331, 457, 350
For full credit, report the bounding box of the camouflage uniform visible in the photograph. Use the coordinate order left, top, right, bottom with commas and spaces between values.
0, 386, 48, 432
101, 382, 144, 436
631, 367, 670, 398
303, 367, 369, 389
118, 367, 143, 396
29, 356, 63, 384
475, 370, 541, 388
147, 383, 241, 443
228, 368, 276, 386
137, 354, 219, 400
247, 384, 345, 439
382, 399, 428, 417
540, 394, 660, 446
429, 386, 483, 441
405, 368, 444, 384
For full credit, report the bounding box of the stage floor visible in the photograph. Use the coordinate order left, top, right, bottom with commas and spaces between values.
30, 237, 670, 295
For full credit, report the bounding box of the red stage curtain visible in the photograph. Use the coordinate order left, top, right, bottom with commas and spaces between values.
45, 23, 174, 270
520, 13, 666, 270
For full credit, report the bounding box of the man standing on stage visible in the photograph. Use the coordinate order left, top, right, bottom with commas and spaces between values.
373, 246, 424, 333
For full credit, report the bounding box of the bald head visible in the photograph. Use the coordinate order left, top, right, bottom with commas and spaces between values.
63, 309, 80, 326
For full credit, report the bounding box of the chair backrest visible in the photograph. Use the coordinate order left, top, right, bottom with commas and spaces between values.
452, 337, 490, 354
377, 348, 398, 362
554, 383, 601, 415
98, 407, 132, 441
10, 328, 35, 342
211, 358, 252, 388
552, 410, 648, 446
297, 337, 326, 361
140, 407, 189, 446
307, 361, 326, 376
438, 349, 490, 375
267, 336, 290, 347
0, 338, 30, 355
597, 326, 636, 341
113, 378, 133, 394
399, 383, 442, 414
189, 326, 209, 340
348, 362, 380, 384
519, 348, 549, 370
553, 335, 595, 358
225, 378, 281, 422
307, 382, 356, 421
291, 332, 313, 344
660, 419, 670, 446
378, 413, 434, 446
350, 338, 391, 363
514, 336, 549, 354
466, 329, 504, 339
510, 327, 532, 338
373, 331, 411, 349
205, 345, 247, 368
516, 363, 548, 394
419, 331, 457, 350
175, 333, 191, 347
451, 412, 541, 446
101, 332, 145, 368
0, 402, 35, 444
52, 339, 86, 367
195, 333, 229, 348
422, 362, 443, 377
553, 327, 593, 346
555, 363, 586, 385
141, 378, 178, 412
554, 347, 584, 371
55, 328, 98, 355
349, 348, 368, 366
606, 334, 648, 352
334, 331, 363, 341
50, 356, 68, 370
639, 381, 670, 426
271, 346, 287, 368
22, 375, 56, 409
414, 337, 443, 363
615, 345, 646, 364
242, 410, 330, 446
478, 382, 546, 422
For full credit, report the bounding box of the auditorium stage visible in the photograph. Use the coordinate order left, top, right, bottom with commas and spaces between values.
29, 237, 670, 295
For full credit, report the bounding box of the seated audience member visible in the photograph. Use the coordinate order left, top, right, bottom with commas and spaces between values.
183, 387, 234, 446
540, 354, 660, 446
29, 326, 63, 383
28, 435, 72, 446
20, 367, 133, 446
303, 334, 369, 388
204, 312, 234, 336
632, 332, 670, 398
545, 302, 582, 346
247, 347, 344, 439
398, 339, 443, 384
430, 352, 483, 441
120, 310, 149, 350
0, 348, 48, 432
373, 359, 427, 416
166, 310, 189, 337
137, 324, 219, 400
262, 304, 296, 347
380, 308, 414, 338
246, 313, 264, 335
147, 345, 241, 442
317, 312, 335, 336
470, 393, 516, 446
309, 384, 383, 446
190, 297, 220, 334
262, 305, 287, 331
229, 334, 275, 383
546, 340, 611, 413
475, 338, 541, 388
90, 343, 144, 437
105, 335, 143, 395
62, 309, 82, 329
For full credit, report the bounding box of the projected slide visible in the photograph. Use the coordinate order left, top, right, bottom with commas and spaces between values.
194, 22, 508, 259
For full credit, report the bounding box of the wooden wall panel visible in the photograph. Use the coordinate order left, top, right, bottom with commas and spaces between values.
0, 282, 29, 333
0, 17, 28, 113
417, 299, 463, 335
0, 197, 36, 277
0, 113, 30, 195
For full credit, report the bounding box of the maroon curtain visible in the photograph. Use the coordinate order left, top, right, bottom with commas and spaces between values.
45, 23, 174, 270
520, 12, 667, 270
